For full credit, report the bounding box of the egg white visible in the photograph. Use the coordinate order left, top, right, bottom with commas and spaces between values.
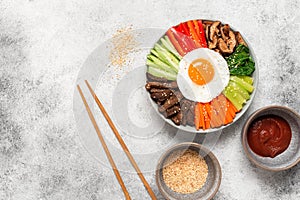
177, 48, 230, 103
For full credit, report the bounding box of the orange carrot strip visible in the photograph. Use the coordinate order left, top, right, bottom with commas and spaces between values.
228, 101, 237, 119
227, 96, 238, 113
209, 100, 218, 128
199, 103, 205, 130
193, 20, 200, 38
203, 103, 211, 129
193, 20, 205, 47
196, 20, 208, 48
211, 99, 223, 128
223, 101, 230, 124
194, 103, 201, 130
209, 102, 217, 128
209, 108, 218, 128
231, 103, 238, 113
224, 105, 234, 125
200, 103, 207, 130
222, 95, 237, 118
187, 20, 202, 48
166, 29, 185, 56
216, 95, 227, 125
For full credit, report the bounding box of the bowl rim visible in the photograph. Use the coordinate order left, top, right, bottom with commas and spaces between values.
242, 105, 300, 171
155, 142, 222, 200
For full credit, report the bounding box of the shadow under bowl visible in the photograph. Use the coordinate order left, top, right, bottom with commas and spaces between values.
242, 105, 300, 171
155, 142, 221, 200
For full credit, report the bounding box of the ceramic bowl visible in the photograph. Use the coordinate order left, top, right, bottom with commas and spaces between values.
242, 105, 300, 171
148, 19, 258, 133
155, 142, 221, 200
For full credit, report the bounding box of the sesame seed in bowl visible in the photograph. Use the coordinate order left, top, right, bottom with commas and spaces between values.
162, 149, 209, 194
156, 142, 222, 200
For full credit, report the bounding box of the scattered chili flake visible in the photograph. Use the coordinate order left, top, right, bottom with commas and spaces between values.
162, 149, 208, 194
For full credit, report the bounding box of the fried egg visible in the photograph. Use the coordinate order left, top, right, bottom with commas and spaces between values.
177, 48, 229, 103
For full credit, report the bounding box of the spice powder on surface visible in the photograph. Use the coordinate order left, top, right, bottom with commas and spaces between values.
109, 26, 138, 68
162, 149, 208, 194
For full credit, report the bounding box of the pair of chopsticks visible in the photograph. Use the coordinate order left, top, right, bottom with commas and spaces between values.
77, 80, 157, 200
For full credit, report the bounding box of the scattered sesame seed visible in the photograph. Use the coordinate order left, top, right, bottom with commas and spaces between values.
109, 26, 138, 67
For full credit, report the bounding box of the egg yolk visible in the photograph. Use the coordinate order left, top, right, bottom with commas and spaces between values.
188, 58, 215, 85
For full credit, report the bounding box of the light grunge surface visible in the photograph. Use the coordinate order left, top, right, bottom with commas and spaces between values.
1, 0, 299, 199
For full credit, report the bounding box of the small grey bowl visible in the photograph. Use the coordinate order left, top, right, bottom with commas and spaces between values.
242, 105, 300, 171
155, 142, 222, 200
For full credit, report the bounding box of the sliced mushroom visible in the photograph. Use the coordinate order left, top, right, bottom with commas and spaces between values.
220, 24, 230, 41
209, 21, 221, 41
205, 24, 210, 42
235, 32, 247, 46
217, 30, 236, 55
214, 49, 221, 54
208, 34, 218, 49
227, 30, 237, 52
203, 20, 214, 26
218, 38, 231, 54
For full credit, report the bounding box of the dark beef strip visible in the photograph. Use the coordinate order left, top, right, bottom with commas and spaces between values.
186, 110, 195, 126
150, 91, 172, 102
150, 88, 173, 94
146, 72, 169, 82
171, 112, 182, 126
173, 91, 183, 100
158, 92, 183, 113
180, 99, 192, 114
166, 106, 181, 118
145, 81, 178, 91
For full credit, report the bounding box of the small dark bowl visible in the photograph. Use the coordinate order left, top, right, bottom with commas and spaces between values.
155, 142, 222, 200
242, 105, 300, 171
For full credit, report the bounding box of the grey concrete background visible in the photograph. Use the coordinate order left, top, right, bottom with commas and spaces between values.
1, 0, 299, 199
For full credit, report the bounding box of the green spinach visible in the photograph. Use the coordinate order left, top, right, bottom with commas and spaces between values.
226, 44, 255, 76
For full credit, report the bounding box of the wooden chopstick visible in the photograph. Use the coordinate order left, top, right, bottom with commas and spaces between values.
77, 85, 131, 200
85, 80, 157, 200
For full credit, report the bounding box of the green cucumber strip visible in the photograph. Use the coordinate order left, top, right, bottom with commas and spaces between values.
150, 49, 160, 60
151, 47, 179, 73
154, 44, 179, 70
161, 36, 182, 60
155, 43, 180, 64
228, 81, 250, 100
223, 89, 243, 111
146, 58, 177, 74
147, 55, 176, 72
160, 37, 177, 55
147, 66, 176, 80
234, 92, 246, 105
153, 45, 170, 62
224, 85, 247, 105
237, 75, 253, 85
230, 76, 254, 93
